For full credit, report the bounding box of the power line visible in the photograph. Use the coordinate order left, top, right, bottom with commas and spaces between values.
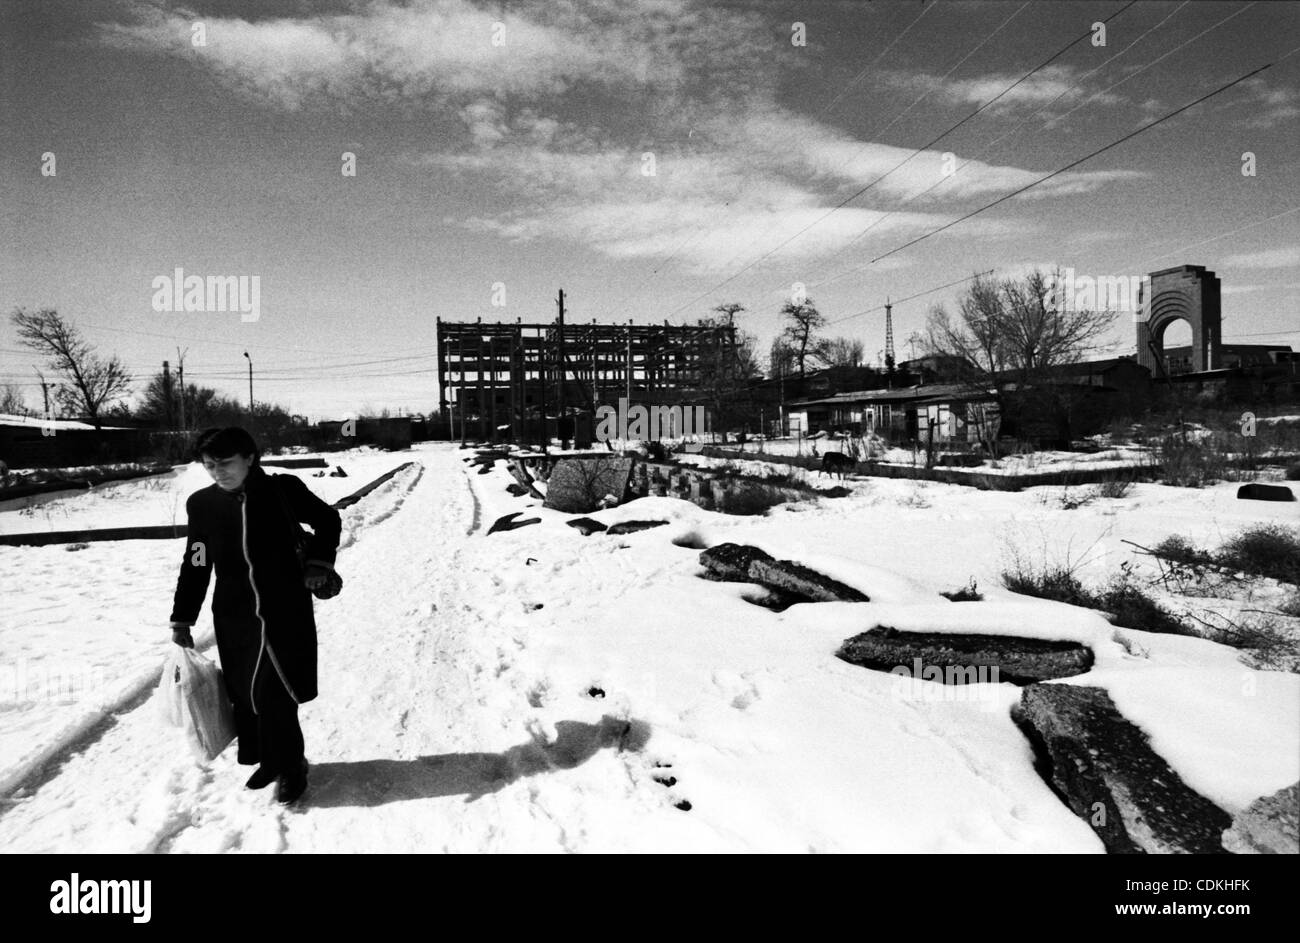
1042, 1, 1259, 131
824, 270, 997, 328
869, 61, 1275, 264
818, 2, 940, 119
846, 0, 1038, 147
680, 2, 961, 283
73, 319, 425, 359
0, 349, 439, 377
812, 0, 1183, 289
599, 1, 942, 322
1126, 205, 1300, 270
665, 1, 1131, 322
657, 1, 1038, 321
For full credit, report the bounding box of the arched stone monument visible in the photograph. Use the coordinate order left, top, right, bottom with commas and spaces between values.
1135, 265, 1221, 374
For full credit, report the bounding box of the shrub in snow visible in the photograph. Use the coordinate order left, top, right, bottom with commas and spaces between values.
723, 480, 807, 516
1203, 613, 1299, 673
1094, 476, 1134, 499
1057, 487, 1095, 510
1157, 435, 1227, 488
1099, 576, 1195, 637
1216, 524, 1300, 586
1151, 534, 1209, 566
1001, 562, 1193, 636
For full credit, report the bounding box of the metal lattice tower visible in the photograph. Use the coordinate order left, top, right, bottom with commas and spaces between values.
884, 298, 895, 372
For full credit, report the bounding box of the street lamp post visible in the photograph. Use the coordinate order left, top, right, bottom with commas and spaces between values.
243, 351, 253, 411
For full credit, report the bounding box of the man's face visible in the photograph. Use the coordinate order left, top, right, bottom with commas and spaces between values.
201, 452, 253, 491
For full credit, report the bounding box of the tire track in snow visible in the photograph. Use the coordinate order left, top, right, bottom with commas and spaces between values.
464, 469, 482, 536
335, 463, 424, 553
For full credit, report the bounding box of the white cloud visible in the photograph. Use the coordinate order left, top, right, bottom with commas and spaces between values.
97, 1, 1139, 272
878, 64, 1123, 115
1235, 78, 1300, 129
96, 0, 756, 111
727, 105, 1147, 204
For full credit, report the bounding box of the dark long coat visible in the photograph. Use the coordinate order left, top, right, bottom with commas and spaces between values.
170, 466, 342, 707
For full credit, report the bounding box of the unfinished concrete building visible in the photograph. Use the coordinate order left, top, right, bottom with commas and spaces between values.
435, 316, 736, 444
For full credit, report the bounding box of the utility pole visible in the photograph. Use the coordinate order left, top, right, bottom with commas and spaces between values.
162, 360, 172, 426
457, 333, 466, 447
512, 329, 522, 447
176, 348, 188, 432
539, 325, 548, 456
34, 368, 50, 417
779, 360, 786, 442
243, 352, 253, 411
556, 288, 567, 449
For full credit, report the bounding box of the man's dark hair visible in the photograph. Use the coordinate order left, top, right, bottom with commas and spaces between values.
193, 426, 260, 464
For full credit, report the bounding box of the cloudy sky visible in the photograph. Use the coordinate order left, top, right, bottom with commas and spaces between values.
2, 0, 1297, 419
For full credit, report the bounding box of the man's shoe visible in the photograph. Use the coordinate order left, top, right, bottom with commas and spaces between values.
245, 766, 278, 790
275, 759, 309, 805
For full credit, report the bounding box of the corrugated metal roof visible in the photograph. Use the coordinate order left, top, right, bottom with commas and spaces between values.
789, 383, 994, 407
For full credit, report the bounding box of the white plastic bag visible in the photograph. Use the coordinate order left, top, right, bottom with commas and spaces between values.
156, 646, 236, 762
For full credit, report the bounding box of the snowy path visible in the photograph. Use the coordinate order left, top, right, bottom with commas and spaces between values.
0, 447, 667, 853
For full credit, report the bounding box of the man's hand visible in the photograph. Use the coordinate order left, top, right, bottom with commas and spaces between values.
303, 563, 333, 590
171, 625, 195, 649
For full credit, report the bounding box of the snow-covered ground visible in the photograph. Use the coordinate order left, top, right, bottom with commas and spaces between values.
0, 443, 1295, 852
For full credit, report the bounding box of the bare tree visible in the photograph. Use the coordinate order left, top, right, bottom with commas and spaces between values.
769, 337, 797, 377
695, 309, 755, 437
733, 330, 761, 382
0, 383, 30, 416
924, 269, 1116, 453
711, 302, 745, 329
135, 366, 184, 426
777, 299, 825, 378
712, 302, 754, 377
814, 336, 865, 369
10, 308, 132, 429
